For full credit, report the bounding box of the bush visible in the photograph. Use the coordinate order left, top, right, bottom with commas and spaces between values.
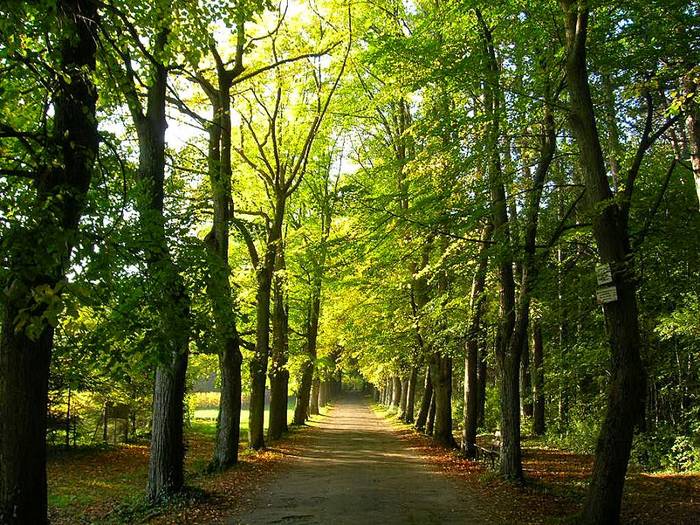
544, 414, 600, 454
632, 426, 700, 472
669, 435, 700, 471
632, 427, 676, 470
481, 384, 500, 433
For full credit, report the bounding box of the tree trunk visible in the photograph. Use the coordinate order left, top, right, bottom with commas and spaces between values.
683, 73, 700, 209
249, 193, 285, 450
521, 336, 533, 418
477, 10, 556, 479
212, 339, 242, 468
309, 377, 320, 415
532, 318, 545, 435
497, 353, 522, 479
399, 378, 409, 418
426, 391, 436, 436
391, 376, 402, 409
282, 373, 289, 432
430, 354, 455, 447
268, 371, 288, 440
292, 163, 332, 423
477, 336, 488, 429
249, 269, 272, 449
268, 247, 289, 441
293, 292, 321, 425
561, 3, 647, 522
117, 24, 194, 500
0, 2, 99, 521
404, 367, 418, 423
463, 223, 492, 457
148, 348, 188, 502
0, 325, 53, 525
293, 360, 314, 424
415, 368, 433, 431
135, 69, 192, 501
476, 9, 519, 479
319, 381, 330, 407
205, 77, 243, 470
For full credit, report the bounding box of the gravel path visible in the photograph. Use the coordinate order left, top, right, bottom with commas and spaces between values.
231, 394, 486, 524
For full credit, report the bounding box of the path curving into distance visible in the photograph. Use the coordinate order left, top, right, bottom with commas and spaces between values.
231, 393, 487, 525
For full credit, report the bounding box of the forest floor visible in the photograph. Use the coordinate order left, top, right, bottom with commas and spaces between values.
377, 409, 700, 525
46, 395, 700, 524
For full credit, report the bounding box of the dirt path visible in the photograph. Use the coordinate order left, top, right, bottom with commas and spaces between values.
231, 394, 487, 524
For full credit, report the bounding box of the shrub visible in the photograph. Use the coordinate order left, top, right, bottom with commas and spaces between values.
668, 435, 700, 472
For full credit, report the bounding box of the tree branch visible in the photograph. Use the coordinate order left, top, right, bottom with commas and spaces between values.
231, 216, 260, 267
633, 158, 677, 248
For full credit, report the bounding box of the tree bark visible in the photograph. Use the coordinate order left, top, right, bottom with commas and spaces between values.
147, 348, 188, 502
415, 368, 433, 431
319, 380, 330, 406
268, 247, 289, 441
293, 291, 321, 424
404, 367, 418, 423
293, 359, 314, 424
391, 376, 402, 409
309, 377, 320, 415
683, 73, 700, 209
561, 2, 647, 522
430, 354, 455, 447
399, 378, 409, 417
0, 2, 99, 521
426, 391, 436, 436
477, 334, 488, 429
463, 223, 492, 457
521, 336, 533, 418
212, 338, 242, 468
532, 317, 545, 435
249, 193, 285, 450
204, 75, 243, 470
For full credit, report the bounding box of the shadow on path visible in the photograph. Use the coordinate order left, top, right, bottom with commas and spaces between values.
230, 393, 486, 524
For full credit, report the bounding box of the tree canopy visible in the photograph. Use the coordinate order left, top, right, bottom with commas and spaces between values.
1, 0, 699, 523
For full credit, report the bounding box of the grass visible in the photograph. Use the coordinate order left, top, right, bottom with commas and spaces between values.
48, 401, 297, 523
192, 406, 296, 441
193, 408, 219, 420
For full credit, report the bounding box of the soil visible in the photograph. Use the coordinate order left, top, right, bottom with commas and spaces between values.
230, 394, 489, 524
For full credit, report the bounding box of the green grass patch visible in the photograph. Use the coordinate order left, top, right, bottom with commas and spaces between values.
191, 404, 297, 442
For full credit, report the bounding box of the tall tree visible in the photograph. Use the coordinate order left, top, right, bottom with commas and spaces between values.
234, 23, 350, 448
103, 1, 193, 500
292, 146, 340, 425
476, 7, 557, 479
0, 1, 99, 520
462, 223, 492, 457
560, 1, 679, 521
268, 244, 289, 440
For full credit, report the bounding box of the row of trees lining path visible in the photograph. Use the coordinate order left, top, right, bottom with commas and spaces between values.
1, 0, 698, 524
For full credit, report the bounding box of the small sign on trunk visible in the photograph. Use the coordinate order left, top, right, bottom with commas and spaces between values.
595, 263, 613, 285
596, 285, 618, 304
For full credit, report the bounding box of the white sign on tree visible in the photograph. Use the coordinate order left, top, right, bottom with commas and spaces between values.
595, 263, 613, 286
